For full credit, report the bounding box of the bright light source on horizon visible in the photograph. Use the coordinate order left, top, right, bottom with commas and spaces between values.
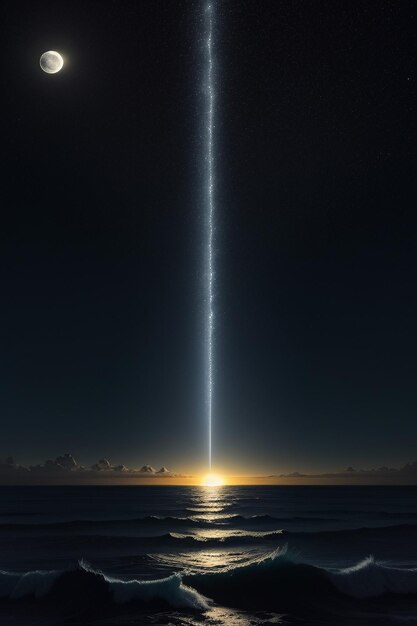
202, 473, 224, 487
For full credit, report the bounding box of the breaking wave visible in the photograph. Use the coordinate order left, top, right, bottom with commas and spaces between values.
330, 556, 417, 598
1, 548, 416, 615
185, 547, 417, 609
0, 561, 208, 610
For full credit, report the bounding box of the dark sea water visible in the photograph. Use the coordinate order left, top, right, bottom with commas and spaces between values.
0, 485, 417, 625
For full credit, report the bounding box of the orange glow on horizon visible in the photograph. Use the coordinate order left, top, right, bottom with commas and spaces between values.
201, 473, 224, 487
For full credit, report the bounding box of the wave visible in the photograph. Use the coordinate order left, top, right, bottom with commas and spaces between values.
0, 568, 62, 599
29, 524, 417, 551
231, 514, 341, 525
0, 516, 204, 532
0, 549, 416, 615
4, 512, 417, 531
0, 513, 293, 532
287, 523, 417, 541
163, 530, 284, 547
186, 547, 417, 609
2, 515, 417, 552
2, 518, 416, 551
233, 518, 417, 533
0, 561, 208, 610
304, 509, 417, 519
377, 512, 417, 520
15, 530, 285, 550
0, 513, 340, 531
329, 556, 417, 598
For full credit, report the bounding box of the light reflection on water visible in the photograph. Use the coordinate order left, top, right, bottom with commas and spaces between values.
150, 547, 271, 574
152, 487, 278, 574
148, 607, 286, 625
188, 512, 238, 522
186, 507, 225, 513
187, 486, 236, 539
173, 528, 282, 541
186, 487, 237, 521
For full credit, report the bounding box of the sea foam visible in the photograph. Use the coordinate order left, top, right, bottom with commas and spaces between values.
330, 556, 417, 598
0, 561, 209, 610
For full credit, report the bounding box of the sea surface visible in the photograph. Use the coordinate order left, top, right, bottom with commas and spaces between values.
0, 485, 417, 625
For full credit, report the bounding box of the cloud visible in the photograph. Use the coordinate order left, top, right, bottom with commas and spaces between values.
0, 454, 173, 483
398, 461, 417, 475
2, 453, 417, 485
91, 458, 112, 471
29, 453, 82, 474
139, 464, 156, 474
277, 461, 417, 483
114, 464, 129, 472
0, 456, 30, 475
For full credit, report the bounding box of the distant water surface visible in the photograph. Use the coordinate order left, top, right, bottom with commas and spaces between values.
0, 485, 417, 625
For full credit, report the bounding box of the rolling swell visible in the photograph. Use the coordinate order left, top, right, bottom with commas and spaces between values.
0, 562, 208, 610
1, 549, 416, 616
0, 516, 202, 532
1, 518, 416, 546
1, 530, 285, 551
0, 514, 278, 530
0, 513, 332, 529
186, 547, 417, 610
161, 530, 284, 546
287, 523, 417, 540
3, 515, 417, 533
0, 513, 355, 533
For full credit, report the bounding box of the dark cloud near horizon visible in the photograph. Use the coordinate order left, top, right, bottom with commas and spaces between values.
1, 454, 417, 484
0, 454, 172, 480
278, 461, 417, 480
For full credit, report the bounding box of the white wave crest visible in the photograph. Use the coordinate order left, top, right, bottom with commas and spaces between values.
329, 556, 417, 598
108, 572, 209, 609
0, 562, 209, 610
80, 560, 209, 609
0, 569, 61, 599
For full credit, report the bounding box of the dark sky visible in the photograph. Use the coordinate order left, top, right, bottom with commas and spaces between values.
1, 0, 416, 474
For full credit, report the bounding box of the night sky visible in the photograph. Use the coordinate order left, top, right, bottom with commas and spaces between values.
1, 0, 416, 475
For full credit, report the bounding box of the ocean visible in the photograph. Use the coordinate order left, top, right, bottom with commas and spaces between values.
0, 485, 416, 625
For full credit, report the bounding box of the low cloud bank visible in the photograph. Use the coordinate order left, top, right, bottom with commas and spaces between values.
274, 461, 417, 483
0, 454, 174, 483
2, 455, 417, 484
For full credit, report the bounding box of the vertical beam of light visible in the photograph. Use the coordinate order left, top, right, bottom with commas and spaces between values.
205, 3, 215, 470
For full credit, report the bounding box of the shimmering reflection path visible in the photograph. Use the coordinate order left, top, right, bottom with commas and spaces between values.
2, 486, 417, 625
151, 486, 282, 574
